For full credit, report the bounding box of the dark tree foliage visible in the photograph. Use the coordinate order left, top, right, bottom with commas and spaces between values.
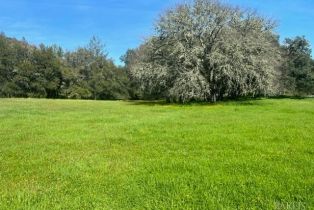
0, 33, 129, 100
280, 36, 314, 95
120, 49, 141, 99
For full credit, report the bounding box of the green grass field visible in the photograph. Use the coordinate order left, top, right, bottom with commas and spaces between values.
0, 98, 313, 209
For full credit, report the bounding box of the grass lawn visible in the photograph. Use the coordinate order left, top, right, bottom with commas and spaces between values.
0, 98, 313, 209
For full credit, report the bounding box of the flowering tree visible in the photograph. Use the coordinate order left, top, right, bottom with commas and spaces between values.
129, 0, 281, 102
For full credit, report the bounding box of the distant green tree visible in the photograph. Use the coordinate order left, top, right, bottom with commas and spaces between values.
281, 36, 314, 95
0, 33, 15, 97
0, 33, 33, 97
121, 49, 141, 99
29, 44, 63, 98
64, 37, 129, 100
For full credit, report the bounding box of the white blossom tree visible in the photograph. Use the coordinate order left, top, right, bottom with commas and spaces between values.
129, 0, 281, 102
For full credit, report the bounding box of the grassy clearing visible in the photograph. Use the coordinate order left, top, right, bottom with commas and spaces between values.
0, 98, 313, 209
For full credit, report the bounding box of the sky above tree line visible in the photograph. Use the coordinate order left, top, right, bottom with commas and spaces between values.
0, 0, 313, 65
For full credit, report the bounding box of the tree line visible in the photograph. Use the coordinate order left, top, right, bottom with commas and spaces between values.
1, 0, 314, 102
0, 35, 129, 100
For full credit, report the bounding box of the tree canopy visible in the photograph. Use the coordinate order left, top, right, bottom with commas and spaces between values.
127, 0, 283, 102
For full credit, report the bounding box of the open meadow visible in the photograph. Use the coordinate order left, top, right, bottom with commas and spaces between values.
0, 98, 313, 209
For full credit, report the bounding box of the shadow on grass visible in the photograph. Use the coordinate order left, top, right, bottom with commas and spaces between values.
268, 95, 307, 100
125, 96, 312, 107
125, 98, 261, 106
125, 100, 173, 106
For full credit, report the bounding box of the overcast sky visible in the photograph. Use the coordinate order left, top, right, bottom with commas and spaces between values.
0, 0, 313, 65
